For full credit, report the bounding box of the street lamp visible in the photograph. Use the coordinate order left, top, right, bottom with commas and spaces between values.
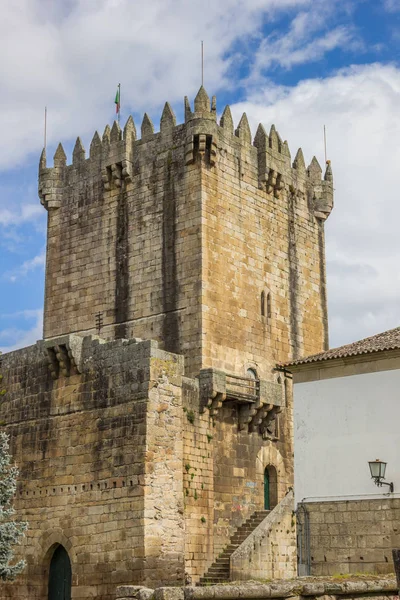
368, 459, 394, 492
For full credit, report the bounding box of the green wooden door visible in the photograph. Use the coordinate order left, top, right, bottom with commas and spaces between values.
264, 468, 270, 510
48, 545, 71, 600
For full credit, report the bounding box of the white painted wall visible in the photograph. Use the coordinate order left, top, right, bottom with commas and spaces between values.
294, 368, 400, 504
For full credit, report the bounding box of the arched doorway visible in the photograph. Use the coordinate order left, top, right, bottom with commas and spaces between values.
264, 465, 278, 510
48, 545, 71, 600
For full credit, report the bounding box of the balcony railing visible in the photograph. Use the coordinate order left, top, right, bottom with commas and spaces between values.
225, 373, 259, 404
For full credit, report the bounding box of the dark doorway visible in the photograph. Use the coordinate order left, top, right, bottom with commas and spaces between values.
264, 465, 278, 510
264, 468, 270, 509
48, 545, 71, 600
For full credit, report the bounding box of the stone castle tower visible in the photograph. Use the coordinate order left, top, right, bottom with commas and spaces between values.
1, 87, 332, 599
39, 86, 332, 378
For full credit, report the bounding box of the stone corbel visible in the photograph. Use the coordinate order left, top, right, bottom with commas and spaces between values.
208, 392, 226, 417
39, 334, 84, 380
101, 166, 112, 191
55, 345, 72, 377
111, 163, 122, 188
121, 160, 133, 184
248, 402, 274, 433
185, 134, 217, 167
102, 161, 131, 190
266, 168, 276, 194
238, 403, 259, 431
199, 368, 227, 415
261, 405, 282, 440
38, 187, 62, 210
46, 348, 59, 380
264, 169, 285, 198
274, 174, 285, 198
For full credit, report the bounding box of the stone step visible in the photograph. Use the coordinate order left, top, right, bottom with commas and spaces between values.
199, 577, 228, 583
207, 568, 229, 575
239, 521, 264, 529
215, 558, 230, 565
198, 509, 271, 585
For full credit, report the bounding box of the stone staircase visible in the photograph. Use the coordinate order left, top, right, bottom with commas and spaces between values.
198, 510, 270, 585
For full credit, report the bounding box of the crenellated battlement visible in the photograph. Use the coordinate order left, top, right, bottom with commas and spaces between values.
39, 85, 333, 220
40, 85, 333, 373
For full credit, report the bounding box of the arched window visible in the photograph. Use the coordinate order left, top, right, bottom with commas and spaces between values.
264, 465, 278, 510
247, 368, 257, 380
48, 545, 71, 600
261, 289, 272, 321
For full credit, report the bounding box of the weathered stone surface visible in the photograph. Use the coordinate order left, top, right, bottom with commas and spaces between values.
300, 498, 400, 577
153, 587, 184, 600
116, 586, 154, 599
39, 89, 333, 378
230, 490, 296, 581
183, 577, 396, 599
0, 336, 185, 598
4, 86, 336, 598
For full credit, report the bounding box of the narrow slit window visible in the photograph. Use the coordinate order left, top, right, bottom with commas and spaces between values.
261, 291, 266, 317
266, 292, 272, 319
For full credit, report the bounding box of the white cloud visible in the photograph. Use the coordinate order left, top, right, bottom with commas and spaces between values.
5, 249, 46, 281
0, 204, 42, 227
229, 63, 400, 348
0, 0, 347, 170
250, 4, 360, 75
384, 0, 400, 11
0, 309, 43, 353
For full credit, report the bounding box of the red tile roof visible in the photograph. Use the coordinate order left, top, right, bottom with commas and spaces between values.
282, 326, 400, 368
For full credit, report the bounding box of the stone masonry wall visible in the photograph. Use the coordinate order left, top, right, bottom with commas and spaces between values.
179, 373, 295, 584
201, 112, 331, 376
41, 122, 203, 378
0, 336, 185, 600
303, 498, 400, 576
212, 378, 294, 558
230, 490, 296, 581
182, 379, 215, 583
39, 87, 333, 379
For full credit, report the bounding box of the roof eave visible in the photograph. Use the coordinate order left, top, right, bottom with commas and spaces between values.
279, 347, 400, 372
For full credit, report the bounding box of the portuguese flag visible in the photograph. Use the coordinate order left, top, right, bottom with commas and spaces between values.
115, 85, 120, 114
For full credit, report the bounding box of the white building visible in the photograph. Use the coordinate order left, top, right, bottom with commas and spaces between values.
284, 327, 400, 576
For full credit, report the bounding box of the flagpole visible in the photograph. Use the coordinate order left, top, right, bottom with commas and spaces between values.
44, 106, 47, 151
201, 41, 204, 87
324, 124, 327, 163
118, 83, 121, 124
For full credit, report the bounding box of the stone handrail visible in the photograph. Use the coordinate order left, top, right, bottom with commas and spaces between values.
230, 489, 295, 581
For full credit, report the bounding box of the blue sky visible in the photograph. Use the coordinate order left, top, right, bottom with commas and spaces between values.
1, 0, 400, 353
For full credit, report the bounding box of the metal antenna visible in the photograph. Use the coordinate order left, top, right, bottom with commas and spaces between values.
201, 41, 204, 87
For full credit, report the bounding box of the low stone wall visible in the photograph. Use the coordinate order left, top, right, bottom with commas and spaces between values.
300, 498, 400, 576
116, 576, 397, 600
230, 489, 296, 581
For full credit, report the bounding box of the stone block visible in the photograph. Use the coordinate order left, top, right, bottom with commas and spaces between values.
116, 586, 154, 599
